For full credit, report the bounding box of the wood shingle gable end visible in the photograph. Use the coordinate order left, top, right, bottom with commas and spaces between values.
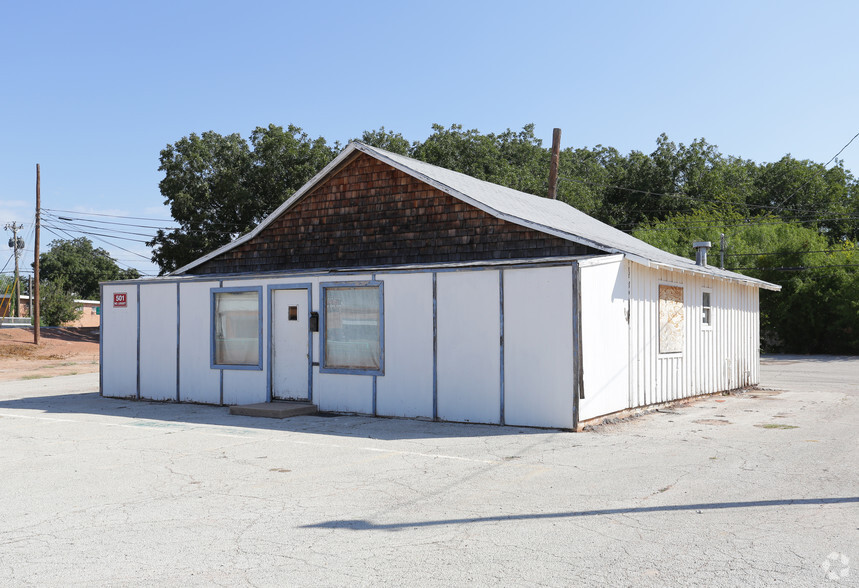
187, 153, 602, 275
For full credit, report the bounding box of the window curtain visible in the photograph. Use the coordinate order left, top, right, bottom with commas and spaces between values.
214, 291, 259, 365
324, 287, 381, 370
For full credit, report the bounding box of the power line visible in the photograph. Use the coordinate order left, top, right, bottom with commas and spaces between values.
630, 215, 859, 232
40, 207, 255, 233
776, 129, 859, 209
42, 217, 161, 238
42, 208, 180, 223
42, 223, 152, 261
557, 175, 822, 215
40, 212, 177, 231
727, 248, 856, 257
727, 264, 859, 271
42, 223, 151, 244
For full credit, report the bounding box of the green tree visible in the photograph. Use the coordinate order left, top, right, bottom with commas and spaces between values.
39, 279, 82, 327
633, 211, 859, 354
149, 125, 336, 273
149, 124, 859, 353
412, 124, 549, 196
38, 237, 138, 300
359, 127, 412, 155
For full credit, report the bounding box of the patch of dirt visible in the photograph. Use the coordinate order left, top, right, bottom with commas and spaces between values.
755, 423, 799, 430
0, 327, 99, 382
693, 419, 732, 426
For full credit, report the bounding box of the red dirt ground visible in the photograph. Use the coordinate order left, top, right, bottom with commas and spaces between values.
0, 327, 100, 383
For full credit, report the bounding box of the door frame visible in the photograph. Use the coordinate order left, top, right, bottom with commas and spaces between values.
266, 283, 313, 403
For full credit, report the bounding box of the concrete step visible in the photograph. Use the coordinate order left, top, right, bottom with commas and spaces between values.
229, 401, 317, 419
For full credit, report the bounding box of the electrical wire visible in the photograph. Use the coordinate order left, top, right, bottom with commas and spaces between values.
41, 208, 255, 234
777, 130, 859, 209
42, 223, 151, 244
629, 217, 859, 232
727, 264, 859, 271
42, 208, 181, 223
557, 175, 822, 215
727, 249, 856, 257
43, 218, 160, 238
41, 224, 156, 275
41, 212, 177, 231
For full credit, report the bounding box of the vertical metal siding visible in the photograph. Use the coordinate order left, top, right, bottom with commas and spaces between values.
628, 263, 763, 408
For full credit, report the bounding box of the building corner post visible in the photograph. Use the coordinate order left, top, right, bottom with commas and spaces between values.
571, 261, 584, 431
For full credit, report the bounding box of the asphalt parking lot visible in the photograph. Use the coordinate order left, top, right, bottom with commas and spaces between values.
0, 356, 857, 587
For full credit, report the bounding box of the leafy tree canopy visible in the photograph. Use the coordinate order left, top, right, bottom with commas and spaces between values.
37, 237, 139, 300
151, 123, 859, 353
148, 125, 336, 273
633, 211, 858, 354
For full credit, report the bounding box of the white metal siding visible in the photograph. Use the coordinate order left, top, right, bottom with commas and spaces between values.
374, 272, 434, 419
221, 279, 267, 405
101, 284, 137, 398
627, 262, 761, 410
178, 281, 220, 404
503, 267, 575, 429
436, 270, 501, 424
139, 283, 177, 401
314, 274, 374, 414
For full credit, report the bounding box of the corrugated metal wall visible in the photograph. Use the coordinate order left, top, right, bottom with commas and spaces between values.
627, 262, 760, 409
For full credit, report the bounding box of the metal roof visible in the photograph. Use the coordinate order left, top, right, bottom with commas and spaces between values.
173, 142, 780, 291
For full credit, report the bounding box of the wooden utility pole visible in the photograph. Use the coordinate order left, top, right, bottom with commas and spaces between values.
34, 164, 40, 344
548, 128, 562, 199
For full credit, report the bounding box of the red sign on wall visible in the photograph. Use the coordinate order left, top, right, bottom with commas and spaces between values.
113, 292, 128, 308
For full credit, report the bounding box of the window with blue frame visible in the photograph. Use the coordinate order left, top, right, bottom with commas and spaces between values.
211, 287, 263, 369
321, 282, 383, 374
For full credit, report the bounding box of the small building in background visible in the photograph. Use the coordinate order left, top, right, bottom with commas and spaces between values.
16, 295, 100, 328
99, 142, 779, 430
0, 293, 12, 318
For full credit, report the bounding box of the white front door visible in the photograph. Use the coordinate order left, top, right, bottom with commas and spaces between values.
271, 289, 310, 400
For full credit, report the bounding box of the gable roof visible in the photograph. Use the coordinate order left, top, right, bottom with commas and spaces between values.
173, 142, 780, 290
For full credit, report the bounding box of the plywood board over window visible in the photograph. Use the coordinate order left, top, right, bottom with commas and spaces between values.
659, 285, 684, 354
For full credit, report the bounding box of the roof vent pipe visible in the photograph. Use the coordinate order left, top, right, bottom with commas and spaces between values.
693, 241, 712, 266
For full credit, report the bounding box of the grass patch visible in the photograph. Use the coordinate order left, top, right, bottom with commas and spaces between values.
755, 423, 799, 430
0, 344, 37, 359
19, 374, 51, 380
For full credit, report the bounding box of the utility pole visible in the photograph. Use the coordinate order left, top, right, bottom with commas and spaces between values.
4, 222, 24, 317
719, 233, 726, 270
548, 128, 562, 200
34, 164, 41, 344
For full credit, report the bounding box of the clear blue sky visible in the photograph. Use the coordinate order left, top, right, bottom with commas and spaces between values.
2, 0, 858, 277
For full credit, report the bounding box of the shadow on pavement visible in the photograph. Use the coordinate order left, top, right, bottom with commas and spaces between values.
302, 497, 859, 531
0, 391, 562, 441
761, 354, 858, 363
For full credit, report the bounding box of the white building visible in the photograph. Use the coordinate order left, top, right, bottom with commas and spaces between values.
100, 142, 779, 429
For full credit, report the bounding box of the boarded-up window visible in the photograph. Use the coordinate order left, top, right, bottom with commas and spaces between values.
659, 285, 684, 354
